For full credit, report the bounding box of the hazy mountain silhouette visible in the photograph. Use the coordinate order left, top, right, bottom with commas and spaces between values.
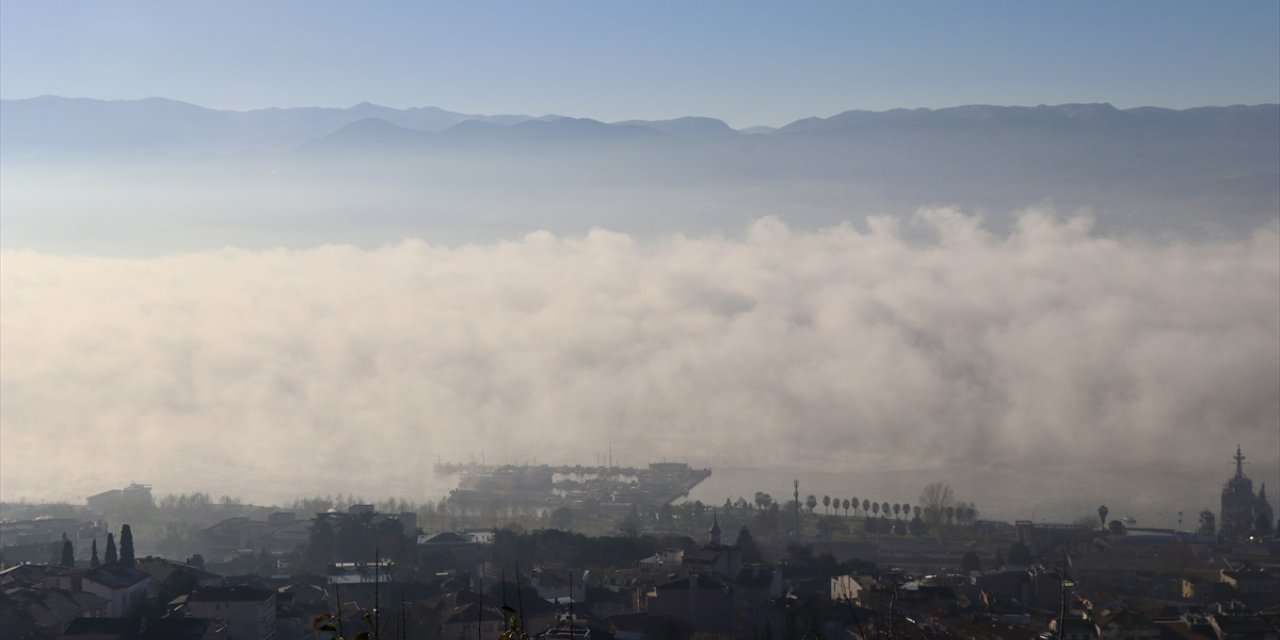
0, 96, 560, 156
2, 98, 1276, 251
613, 116, 736, 138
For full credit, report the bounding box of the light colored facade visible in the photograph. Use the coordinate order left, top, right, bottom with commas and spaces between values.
638, 549, 683, 576
531, 567, 587, 604
81, 566, 152, 617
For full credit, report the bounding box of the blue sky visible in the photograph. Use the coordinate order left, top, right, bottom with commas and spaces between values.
2, 1, 1278, 127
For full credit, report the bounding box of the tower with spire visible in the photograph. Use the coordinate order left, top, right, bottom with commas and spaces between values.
1220, 445, 1256, 539
708, 509, 722, 547
1256, 483, 1275, 535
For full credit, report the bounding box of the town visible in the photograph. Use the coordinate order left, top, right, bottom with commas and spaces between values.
1, 448, 1276, 639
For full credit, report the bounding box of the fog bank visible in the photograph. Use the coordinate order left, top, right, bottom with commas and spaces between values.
2, 209, 1277, 512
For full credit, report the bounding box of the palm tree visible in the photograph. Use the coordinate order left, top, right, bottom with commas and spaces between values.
862, 499, 871, 516
871, 502, 880, 517
851, 497, 860, 517
892, 504, 901, 519
882, 502, 891, 518
822, 495, 831, 515
842, 499, 851, 517
805, 494, 817, 514
913, 505, 922, 520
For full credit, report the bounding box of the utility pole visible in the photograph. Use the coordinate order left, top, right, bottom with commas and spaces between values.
1057, 549, 1073, 640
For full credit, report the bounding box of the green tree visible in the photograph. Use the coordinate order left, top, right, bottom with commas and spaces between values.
335, 511, 376, 561
822, 495, 831, 515
842, 499, 851, 516
861, 498, 870, 515
617, 506, 640, 538
658, 503, 674, 527
1006, 541, 1032, 565
60, 534, 75, 568
374, 518, 410, 569
90, 538, 100, 567
863, 516, 881, 535
805, 495, 817, 514
754, 492, 773, 511
871, 502, 879, 517
909, 515, 927, 536
305, 515, 336, 573
892, 504, 901, 519
920, 483, 955, 528
119, 525, 135, 567
735, 526, 764, 564
550, 507, 575, 531
105, 533, 118, 564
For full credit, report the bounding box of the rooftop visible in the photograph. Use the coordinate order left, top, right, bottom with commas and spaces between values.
187, 585, 275, 603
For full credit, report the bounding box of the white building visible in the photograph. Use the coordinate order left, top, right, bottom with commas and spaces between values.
82, 565, 152, 617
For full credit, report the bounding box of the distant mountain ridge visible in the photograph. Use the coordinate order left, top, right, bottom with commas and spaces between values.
2, 97, 1277, 251
6, 95, 1274, 159
0, 96, 564, 156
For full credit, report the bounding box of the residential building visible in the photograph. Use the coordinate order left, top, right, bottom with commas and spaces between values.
82, 564, 152, 617
183, 586, 276, 640
440, 602, 506, 640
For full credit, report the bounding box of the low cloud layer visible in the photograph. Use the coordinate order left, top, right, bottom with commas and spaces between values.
2, 209, 1277, 509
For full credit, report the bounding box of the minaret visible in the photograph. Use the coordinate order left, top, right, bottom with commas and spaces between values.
708, 509, 722, 547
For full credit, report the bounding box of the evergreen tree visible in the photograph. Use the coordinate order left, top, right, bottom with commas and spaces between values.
61, 537, 75, 567
105, 532, 118, 564
304, 515, 335, 573
90, 538, 100, 567
909, 515, 927, 537
56, 533, 75, 567
119, 525, 136, 567
1006, 540, 1032, 565
734, 525, 764, 564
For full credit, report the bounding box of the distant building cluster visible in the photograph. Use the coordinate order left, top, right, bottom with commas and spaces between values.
2, 454, 1279, 639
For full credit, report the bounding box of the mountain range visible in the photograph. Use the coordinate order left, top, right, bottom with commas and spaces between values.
4, 96, 1276, 158
2, 97, 1276, 252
